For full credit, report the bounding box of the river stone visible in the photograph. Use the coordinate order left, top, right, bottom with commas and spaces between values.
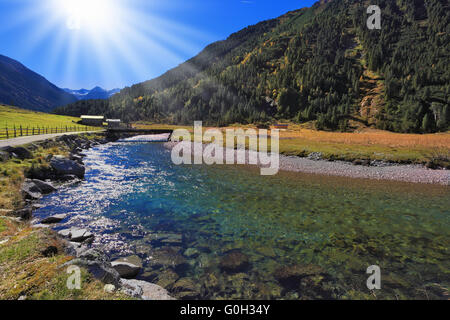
41, 214, 67, 224
71, 228, 94, 242
120, 279, 175, 300
66, 248, 121, 286
172, 278, 201, 299
155, 269, 179, 289
104, 284, 116, 293
13, 206, 33, 220
50, 158, 85, 179
58, 228, 94, 243
148, 247, 187, 269
6, 147, 32, 160
21, 181, 42, 200
219, 250, 250, 273
274, 264, 326, 288
31, 179, 57, 194
111, 255, 142, 279
64, 241, 89, 257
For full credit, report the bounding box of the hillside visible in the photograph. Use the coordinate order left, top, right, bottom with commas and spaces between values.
0, 104, 82, 129
55, 0, 450, 133
0, 55, 77, 112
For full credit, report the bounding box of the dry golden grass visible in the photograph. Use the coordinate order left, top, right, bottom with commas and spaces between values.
279, 127, 450, 149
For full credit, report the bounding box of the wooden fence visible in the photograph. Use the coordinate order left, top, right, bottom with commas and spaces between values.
0, 125, 102, 140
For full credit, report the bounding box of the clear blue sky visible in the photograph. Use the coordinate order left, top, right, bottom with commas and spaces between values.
0, 0, 316, 90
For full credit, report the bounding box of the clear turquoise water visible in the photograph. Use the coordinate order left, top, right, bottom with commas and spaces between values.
35, 142, 450, 299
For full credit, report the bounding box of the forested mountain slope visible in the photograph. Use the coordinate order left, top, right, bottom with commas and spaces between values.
55, 0, 450, 133
0, 55, 77, 112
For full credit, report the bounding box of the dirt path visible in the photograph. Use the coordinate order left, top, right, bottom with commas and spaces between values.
0, 131, 103, 148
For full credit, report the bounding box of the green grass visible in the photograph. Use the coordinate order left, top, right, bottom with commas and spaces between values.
0, 104, 82, 128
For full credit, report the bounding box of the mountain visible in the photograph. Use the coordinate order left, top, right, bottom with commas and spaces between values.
0, 54, 77, 112
64, 87, 121, 100
55, 0, 450, 133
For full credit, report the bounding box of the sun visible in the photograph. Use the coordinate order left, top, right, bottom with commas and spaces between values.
54, 0, 118, 32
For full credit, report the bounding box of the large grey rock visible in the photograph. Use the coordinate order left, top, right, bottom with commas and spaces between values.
65, 248, 121, 286
111, 255, 142, 279
4, 147, 32, 160
50, 158, 85, 179
120, 279, 175, 300
31, 179, 56, 194
21, 181, 42, 200
58, 228, 94, 243
41, 214, 67, 224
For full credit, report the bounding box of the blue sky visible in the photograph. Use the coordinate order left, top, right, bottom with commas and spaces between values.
0, 0, 316, 90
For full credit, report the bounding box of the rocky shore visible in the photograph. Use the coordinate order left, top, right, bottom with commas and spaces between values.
1, 133, 174, 300
164, 141, 450, 186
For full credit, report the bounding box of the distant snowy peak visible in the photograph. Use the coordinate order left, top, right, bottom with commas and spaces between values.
64, 87, 121, 100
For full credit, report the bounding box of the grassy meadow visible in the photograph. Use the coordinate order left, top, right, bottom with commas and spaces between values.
0, 104, 82, 128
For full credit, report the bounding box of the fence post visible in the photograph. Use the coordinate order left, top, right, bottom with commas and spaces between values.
6, 127, 8, 139
14, 125, 16, 138
20, 125, 23, 137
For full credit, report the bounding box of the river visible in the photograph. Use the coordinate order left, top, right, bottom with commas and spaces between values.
34, 139, 450, 299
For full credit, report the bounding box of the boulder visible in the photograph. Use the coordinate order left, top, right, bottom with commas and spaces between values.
111, 255, 143, 279
148, 247, 187, 270
64, 241, 89, 257
71, 228, 94, 242
120, 279, 175, 300
13, 206, 33, 220
219, 250, 250, 273
21, 181, 42, 200
58, 228, 94, 243
31, 179, 56, 194
41, 214, 67, 224
171, 278, 201, 299
5, 147, 32, 160
65, 248, 121, 286
50, 158, 85, 179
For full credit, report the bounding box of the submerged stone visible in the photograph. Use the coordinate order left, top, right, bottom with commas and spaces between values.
111, 255, 143, 279
148, 247, 187, 270
274, 264, 326, 288
219, 250, 250, 273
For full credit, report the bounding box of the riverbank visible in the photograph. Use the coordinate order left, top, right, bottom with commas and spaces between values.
0, 132, 174, 300
136, 123, 450, 169
164, 141, 450, 186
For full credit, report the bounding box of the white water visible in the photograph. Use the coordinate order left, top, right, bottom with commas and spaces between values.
120, 134, 171, 142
